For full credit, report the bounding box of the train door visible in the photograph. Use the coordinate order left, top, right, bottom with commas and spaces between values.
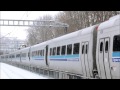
45, 45, 49, 66
98, 38, 112, 79
81, 42, 91, 77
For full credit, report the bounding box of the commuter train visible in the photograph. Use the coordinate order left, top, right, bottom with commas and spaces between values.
0, 15, 120, 79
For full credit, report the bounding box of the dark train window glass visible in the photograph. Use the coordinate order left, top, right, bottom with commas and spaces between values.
33, 52, 35, 56
82, 45, 84, 54
35, 51, 36, 56
105, 41, 108, 52
16, 54, 20, 58
37, 51, 39, 56
113, 35, 120, 51
57, 47, 60, 55
42, 50, 44, 56
50, 48, 52, 56
41, 50, 43, 56
67, 44, 72, 55
12, 55, 15, 58
100, 42, 103, 52
40, 50, 42, 56
61, 45, 66, 55
22, 53, 26, 57
53, 47, 56, 55
86, 45, 88, 54
38, 50, 40, 56
73, 43, 80, 54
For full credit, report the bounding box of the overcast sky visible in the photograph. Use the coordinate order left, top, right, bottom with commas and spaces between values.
0, 11, 60, 40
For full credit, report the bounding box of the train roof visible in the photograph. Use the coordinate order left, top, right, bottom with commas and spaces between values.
49, 25, 97, 43
30, 29, 82, 48
31, 25, 98, 47
98, 14, 120, 30
50, 30, 82, 43
81, 25, 98, 35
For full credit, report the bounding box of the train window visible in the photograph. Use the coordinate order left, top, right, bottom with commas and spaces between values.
57, 46, 60, 55
42, 50, 44, 56
33, 51, 35, 56
53, 47, 56, 55
113, 35, 120, 51
37, 51, 39, 56
105, 41, 108, 52
73, 43, 80, 54
21, 53, 26, 57
41, 50, 43, 56
50, 48, 52, 56
16, 54, 20, 58
100, 42, 103, 52
61, 45, 66, 55
35, 51, 36, 56
32, 52, 34, 56
39, 50, 41, 56
38, 50, 40, 56
67, 44, 72, 55
86, 44, 88, 54
82, 45, 84, 54
12, 55, 15, 58
40, 50, 41, 56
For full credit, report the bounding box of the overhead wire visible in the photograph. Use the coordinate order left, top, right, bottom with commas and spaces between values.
0, 11, 28, 39
0, 11, 30, 53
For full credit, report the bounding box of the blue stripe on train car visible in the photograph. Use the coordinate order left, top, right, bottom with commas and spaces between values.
32, 56, 44, 60
49, 54, 79, 61
112, 52, 120, 62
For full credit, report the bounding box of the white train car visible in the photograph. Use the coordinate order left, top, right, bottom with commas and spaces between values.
15, 50, 21, 63
96, 15, 120, 79
2, 54, 8, 62
47, 25, 98, 78
0, 55, 5, 62
10, 52, 16, 62
20, 47, 30, 65
30, 41, 49, 68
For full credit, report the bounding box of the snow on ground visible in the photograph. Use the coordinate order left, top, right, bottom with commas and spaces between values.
0, 63, 50, 79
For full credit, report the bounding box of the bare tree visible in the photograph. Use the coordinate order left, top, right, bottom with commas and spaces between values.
56, 11, 119, 34
26, 15, 55, 46
26, 11, 119, 46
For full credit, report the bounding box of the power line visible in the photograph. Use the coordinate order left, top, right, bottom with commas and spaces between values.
0, 11, 28, 53
0, 12, 28, 39
0, 11, 32, 40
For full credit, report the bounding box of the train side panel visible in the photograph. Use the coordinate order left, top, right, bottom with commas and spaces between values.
96, 16, 120, 79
